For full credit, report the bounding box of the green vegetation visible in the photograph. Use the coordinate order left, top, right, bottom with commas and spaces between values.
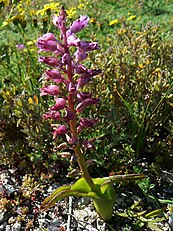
0, 0, 173, 230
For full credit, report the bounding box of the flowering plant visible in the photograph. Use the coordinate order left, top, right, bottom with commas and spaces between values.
37, 6, 145, 221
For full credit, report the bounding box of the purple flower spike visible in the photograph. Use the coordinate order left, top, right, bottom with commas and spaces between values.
50, 97, 66, 111
70, 15, 89, 34
40, 85, 60, 96
53, 125, 68, 138
39, 56, 59, 67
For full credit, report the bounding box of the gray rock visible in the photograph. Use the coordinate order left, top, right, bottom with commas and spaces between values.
0, 222, 7, 231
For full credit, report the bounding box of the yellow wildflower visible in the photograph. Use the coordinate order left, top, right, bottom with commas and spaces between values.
66, 7, 76, 19
78, 3, 85, 9
26, 40, 36, 46
36, 2, 60, 16
127, 15, 136, 21
109, 19, 119, 26
0, 0, 10, 6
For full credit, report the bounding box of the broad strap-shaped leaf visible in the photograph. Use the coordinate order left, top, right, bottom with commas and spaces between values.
40, 174, 145, 221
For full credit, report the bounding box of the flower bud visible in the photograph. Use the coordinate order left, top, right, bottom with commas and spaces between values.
52, 14, 63, 29
62, 53, 71, 65
79, 41, 99, 52
77, 92, 92, 101
39, 56, 59, 67
75, 49, 88, 62
40, 85, 60, 96
74, 64, 87, 74
42, 111, 61, 120
50, 97, 66, 111
70, 15, 89, 33
52, 125, 68, 138
77, 118, 97, 132
45, 69, 64, 83
68, 82, 76, 95
67, 35, 80, 47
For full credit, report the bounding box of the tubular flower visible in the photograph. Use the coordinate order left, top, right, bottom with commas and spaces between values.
77, 118, 97, 132
44, 69, 64, 83
38, 56, 59, 67
50, 97, 66, 111
53, 125, 68, 138
79, 41, 99, 52
69, 15, 89, 33
37, 33, 63, 53
76, 98, 100, 113
40, 85, 60, 96
42, 111, 61, 120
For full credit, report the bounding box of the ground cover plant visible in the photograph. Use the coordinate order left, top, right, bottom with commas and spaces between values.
0, 0, 173, 230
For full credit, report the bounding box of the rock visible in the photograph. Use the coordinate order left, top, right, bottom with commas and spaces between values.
0, 222, 7, 231
12, 221, 21, 231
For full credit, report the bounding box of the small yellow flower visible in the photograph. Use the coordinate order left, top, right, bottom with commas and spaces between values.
78, 3, 85, 9
36, 2, 60, 16
90, 17, 96, 24
66, 7, 76, 19
127, 15, 136, 21
26, 40, 36, 46
109, 19, 119, 26
0, 0, 10, 6
139, 63, 144, 69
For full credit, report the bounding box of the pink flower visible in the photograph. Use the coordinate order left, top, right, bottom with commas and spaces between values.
79, 41, 99, 52
52, 14, 63, 29
67, 35, 80, 47
42, 111, 61, 120
76, 76, 91, 89
77, 92, 92, 101
40, 85, 60, 96
50, 97, 66, 111
16, 44, 25, 50
70, 16, 89, 33
75, 49, 88, 62
82, 139, 95, 149
45, 70, 64, 83
62, 53, 71, 65
64, 108, 74, 122
53, 125, 68, 138
76, 98, 100, 112
74, 64, 87, 74
77, 118, 97, 132
38, 56, 59, 67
